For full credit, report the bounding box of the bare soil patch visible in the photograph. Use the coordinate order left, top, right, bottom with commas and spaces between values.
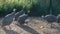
0, 17, 60, 34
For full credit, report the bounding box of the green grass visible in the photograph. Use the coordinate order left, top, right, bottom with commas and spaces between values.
0, 0, 60, 17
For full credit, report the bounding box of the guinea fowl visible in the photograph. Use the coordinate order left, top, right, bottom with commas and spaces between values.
15, 10, 25, 21
45, 15, 56, 22
2, 9, 17, 29
17, 13, 28, 25
15, 7, 27, 21
56, 14, 60, 23
45, 15, 56, 28
44, 0, 56, 28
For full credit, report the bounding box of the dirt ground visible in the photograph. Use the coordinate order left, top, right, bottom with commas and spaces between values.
0, 17, 60, 34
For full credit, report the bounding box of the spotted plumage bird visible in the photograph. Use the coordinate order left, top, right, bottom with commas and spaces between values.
56, 14, 60, 23
2, 8, 17, 29
17, 13, 28, 24
45, 15, 56, 28
15, 10, 25, 21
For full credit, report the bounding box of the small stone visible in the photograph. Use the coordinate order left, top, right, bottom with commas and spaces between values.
40, 26, 44, 28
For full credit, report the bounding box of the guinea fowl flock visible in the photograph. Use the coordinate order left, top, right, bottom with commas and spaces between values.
1, 0, 60, 30
1, 8, 60, 29
1, 0, 60, 31
1, 7, 28, 30
0, 7, 60, 34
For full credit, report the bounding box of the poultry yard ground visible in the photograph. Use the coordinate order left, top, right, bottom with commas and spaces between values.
0, 17, 60, 34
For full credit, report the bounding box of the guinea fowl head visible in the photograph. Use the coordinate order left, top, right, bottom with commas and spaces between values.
13, 8, 17, 14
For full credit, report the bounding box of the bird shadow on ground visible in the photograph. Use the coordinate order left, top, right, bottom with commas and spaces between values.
52, 24, 60, 32
3, 29, 19, 34
17, 24, 40, 34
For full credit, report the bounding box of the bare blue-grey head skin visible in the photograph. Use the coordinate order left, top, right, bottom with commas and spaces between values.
2, 8, 17, 27
56, 14, 60, 23
41, 15, 45, 20
13, 8, 17, 14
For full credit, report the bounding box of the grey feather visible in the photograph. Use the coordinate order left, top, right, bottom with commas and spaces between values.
15, 10, 25, 21
2, 12, 15, 27
45, 15, 56, 23
56, 14, 60, 23
17, 13, 28, 24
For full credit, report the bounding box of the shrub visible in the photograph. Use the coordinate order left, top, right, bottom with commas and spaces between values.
0, 0, 60, 17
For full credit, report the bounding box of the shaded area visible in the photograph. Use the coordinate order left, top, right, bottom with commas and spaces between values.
52, 24, 60, 32
17, 24, 39, 34
3, 29, 19, 34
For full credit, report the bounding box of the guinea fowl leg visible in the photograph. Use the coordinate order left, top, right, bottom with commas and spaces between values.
51, 23, 52, 28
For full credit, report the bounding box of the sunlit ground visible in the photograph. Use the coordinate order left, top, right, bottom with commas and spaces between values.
0, 17, 60, 34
